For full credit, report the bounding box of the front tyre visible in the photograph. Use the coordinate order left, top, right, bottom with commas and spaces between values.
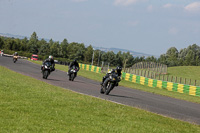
71, 73, 75, 81
13, 59, 16, 63
103, 79, 112, 95
105, 83, 113, 95
43, 70, 49, 79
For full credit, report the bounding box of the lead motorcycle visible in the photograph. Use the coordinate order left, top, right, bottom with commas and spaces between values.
41, 62, 52, 79
100, 72, 121, 95
13, 56, 18, 63
68, 66, 79, 81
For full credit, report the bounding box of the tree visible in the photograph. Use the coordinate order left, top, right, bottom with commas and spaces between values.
185, 50, 195, 66
114, 51, 123, 66
0, 37, 4, 49
20, 37, 28, 51
28, 32, 38, 54
84, 45, 93, 63
38, 39, 49, 56
60, 38, 68, 58
158, 54, 167, 65
166, 47, 178, 66
50, 41, 60, 57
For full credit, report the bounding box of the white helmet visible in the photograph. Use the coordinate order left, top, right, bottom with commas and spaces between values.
49, 55, 53, 59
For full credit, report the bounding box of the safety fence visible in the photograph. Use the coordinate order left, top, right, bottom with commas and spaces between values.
122, 72, 200, 97
80, 64, 200, 97
79, 63, 101, 73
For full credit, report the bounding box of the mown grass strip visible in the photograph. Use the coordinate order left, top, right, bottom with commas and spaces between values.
0, 66, 200, 132
29, 60, 200, 104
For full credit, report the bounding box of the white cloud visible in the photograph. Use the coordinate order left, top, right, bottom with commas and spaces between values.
184, 2, 200, 12
114, 0, 146, 6
168, 27, 178, 35
147, 5, 153, 12
71, 0, 87, 2
163, 3, 173, 8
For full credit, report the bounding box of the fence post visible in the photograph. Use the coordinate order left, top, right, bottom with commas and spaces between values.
175, 76, 177, 83
194, 80, 196, 86
189, 79, 191, 85
184, 78, 186, 84
171, 76, 173, 82
180, 77, 182, 84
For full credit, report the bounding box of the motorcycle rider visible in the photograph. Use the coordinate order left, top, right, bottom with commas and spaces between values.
1, 50, 4, 56
101, 66, 122, 86
13, 52, 18, 56
42, 55, 55, 71
68, 59, 80, 80
13, 52, 18, 61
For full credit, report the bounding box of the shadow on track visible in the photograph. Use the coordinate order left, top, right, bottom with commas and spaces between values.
45, 79, 62, 82
108, 94, 138, 100
71, 80, 86, 84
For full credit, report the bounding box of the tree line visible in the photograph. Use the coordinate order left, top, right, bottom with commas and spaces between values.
0, 32, 199, 67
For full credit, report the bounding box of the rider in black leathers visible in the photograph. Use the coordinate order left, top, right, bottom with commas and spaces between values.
42, 55, 55, 71
68, 59, 80, 79
101, 66, 122, 86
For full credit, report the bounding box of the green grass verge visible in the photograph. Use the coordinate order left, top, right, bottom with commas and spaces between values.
29, 60, 200, 104
153, 66, 200, 86
168, 66, 200, 81
0, 66, 200, 132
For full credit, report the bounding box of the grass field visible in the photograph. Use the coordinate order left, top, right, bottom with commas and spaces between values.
0, 66, 200, 132
29, 60, 200, 104
167, 66, 200, 81
153, 66, 200, 86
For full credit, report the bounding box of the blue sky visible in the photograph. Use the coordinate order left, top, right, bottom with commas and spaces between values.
0, 0, 200, 55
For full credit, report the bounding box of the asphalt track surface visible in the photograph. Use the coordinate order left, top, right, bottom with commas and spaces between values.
1, 56, 200, 125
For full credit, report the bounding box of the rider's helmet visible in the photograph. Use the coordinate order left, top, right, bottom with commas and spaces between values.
49, 55, 53, 60
74, 59, 77, 63
116, 66, 122, 73
15, 52, 18, 55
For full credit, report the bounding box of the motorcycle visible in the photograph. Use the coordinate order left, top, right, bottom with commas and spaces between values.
41, 62, 52, 79
13, 56, 18, 63
100, 72, 121, 95
69, 66, 78, 81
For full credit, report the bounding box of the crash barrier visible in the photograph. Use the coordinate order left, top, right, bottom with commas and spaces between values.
121, 72, 200, 97
2, 54, 27, 59
79, 63, 101, 73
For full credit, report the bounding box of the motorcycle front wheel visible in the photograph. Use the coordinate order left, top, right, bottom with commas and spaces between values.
71, 73, 75, 81
43, 70, 49, 79
103, 79, 113, 95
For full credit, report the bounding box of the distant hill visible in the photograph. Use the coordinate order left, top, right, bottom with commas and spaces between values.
92, 46, 157, 57
0, 33, 158, 58
0, 33, 50, 42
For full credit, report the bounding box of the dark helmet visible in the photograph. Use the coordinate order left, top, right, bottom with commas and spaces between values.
116, 66, 122, 73
74, 59, 77, 62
